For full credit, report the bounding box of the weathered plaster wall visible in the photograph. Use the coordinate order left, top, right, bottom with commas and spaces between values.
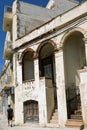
13, 1, 87, 48
12, 0, 87, 128
46, 79, 54, 122
79, 69, 87, 128
12, 0, 58, 40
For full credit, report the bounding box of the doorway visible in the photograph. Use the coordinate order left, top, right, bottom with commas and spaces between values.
24, 100, 39, 123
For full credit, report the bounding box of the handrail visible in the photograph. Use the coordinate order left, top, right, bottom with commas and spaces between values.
67, 93, 80, 103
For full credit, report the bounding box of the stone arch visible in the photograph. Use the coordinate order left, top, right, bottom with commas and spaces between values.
60, 27, 86, 47
18, 48, 35, 64
36, 40, 57, 79
22, 48, 35, 81
22, 48, 35, 60
37, 39, 57, 113
36, 40, 57, 55
62, 27, 86, 119
24, 99, 38, 104
62, 27, 86, 87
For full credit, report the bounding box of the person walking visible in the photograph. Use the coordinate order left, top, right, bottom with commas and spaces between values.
7, 105, 13, 127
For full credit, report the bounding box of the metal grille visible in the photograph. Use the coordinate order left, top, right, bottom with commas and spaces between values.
66, 86, 81, 119
24, 100, 39, 123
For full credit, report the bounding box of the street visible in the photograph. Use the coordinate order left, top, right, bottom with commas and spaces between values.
0, 113, 78, 130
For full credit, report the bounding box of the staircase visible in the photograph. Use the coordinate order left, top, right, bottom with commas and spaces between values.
70, 105, 82, 120
65, 106, 84, 130
66, 120, 84, 130
47, 108, 59, 127
65, 87, 84, 129
50, 109, 58, 124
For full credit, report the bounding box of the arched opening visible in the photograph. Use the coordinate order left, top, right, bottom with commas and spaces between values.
63, 31, 86, 119
24, 100, 39, 123
38, 42, 57, 114
22, 50, 34, 81
39, 42, 55, 82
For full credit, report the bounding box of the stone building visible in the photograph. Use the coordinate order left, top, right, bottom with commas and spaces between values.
0, 79, 3, 113
2, 0, 87, 129
0, 60, 14, 115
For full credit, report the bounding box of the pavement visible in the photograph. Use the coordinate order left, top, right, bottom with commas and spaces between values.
0, 113, 79, 130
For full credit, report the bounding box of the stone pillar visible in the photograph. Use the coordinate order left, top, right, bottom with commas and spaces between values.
33, 57, 39, 88
55, 49, 67, 127
79, 69, 87, 130
39, 78, 47, 126
14, 52, 23, 125
33, 55, 47, 126
13, 53, 16, 122
34, 57, 42, 124
83, 38, 87, 66
16, 53, 22, 84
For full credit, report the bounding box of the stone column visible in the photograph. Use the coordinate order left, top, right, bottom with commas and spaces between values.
33, 54, 39, 88
16, 54, 22, 84
83, 38, 87, 66
14, 52, 23, 125
79, 69, 87, 130
34, 56, 42, 124
33, 54, 47, 126
54, 49, 67, 127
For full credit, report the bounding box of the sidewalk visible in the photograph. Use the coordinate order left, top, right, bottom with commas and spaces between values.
0, 113, 78, 130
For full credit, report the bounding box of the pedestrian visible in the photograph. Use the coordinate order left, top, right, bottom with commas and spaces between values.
7, 105, 13, 127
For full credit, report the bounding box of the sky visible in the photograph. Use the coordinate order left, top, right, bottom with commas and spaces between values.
0, 0, 49, 75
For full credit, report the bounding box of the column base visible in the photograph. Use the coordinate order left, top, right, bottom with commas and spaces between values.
83, 127, 87, 130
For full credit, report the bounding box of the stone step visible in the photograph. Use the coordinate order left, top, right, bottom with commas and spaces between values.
65, 119, 84, 129
77, 105, 81, 109
74, 109, 82, 115
53, 112, 58, 116
55, 109, 58, 112
52, 115, 58, 120
70, 115, 82, 120
50, 108, 58, 125
50, 119, 58, 124
47, 123, 59, 128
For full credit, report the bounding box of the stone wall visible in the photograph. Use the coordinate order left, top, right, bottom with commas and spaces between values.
12, 0, 57, 40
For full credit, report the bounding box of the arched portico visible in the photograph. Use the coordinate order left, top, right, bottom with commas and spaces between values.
37, 40, 58, 124
36, 40, 57, 83
22, 48, 35, 81
63, 30, 86, 119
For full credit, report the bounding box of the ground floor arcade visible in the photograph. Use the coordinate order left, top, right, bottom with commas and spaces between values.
13, 29, 87, 129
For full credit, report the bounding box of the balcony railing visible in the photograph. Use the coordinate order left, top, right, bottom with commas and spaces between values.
66, 86, 81, 119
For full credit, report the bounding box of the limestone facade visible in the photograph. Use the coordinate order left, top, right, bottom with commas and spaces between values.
1, 0, 87, 129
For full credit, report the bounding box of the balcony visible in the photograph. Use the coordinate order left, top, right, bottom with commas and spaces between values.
3, 75, 13, 90
3, 6, 12, 31
4, 41, 13, 60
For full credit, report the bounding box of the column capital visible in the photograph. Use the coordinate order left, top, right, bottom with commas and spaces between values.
33, 52, 38, 59
83, 38, 87, 43
54, 44, 63, 53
